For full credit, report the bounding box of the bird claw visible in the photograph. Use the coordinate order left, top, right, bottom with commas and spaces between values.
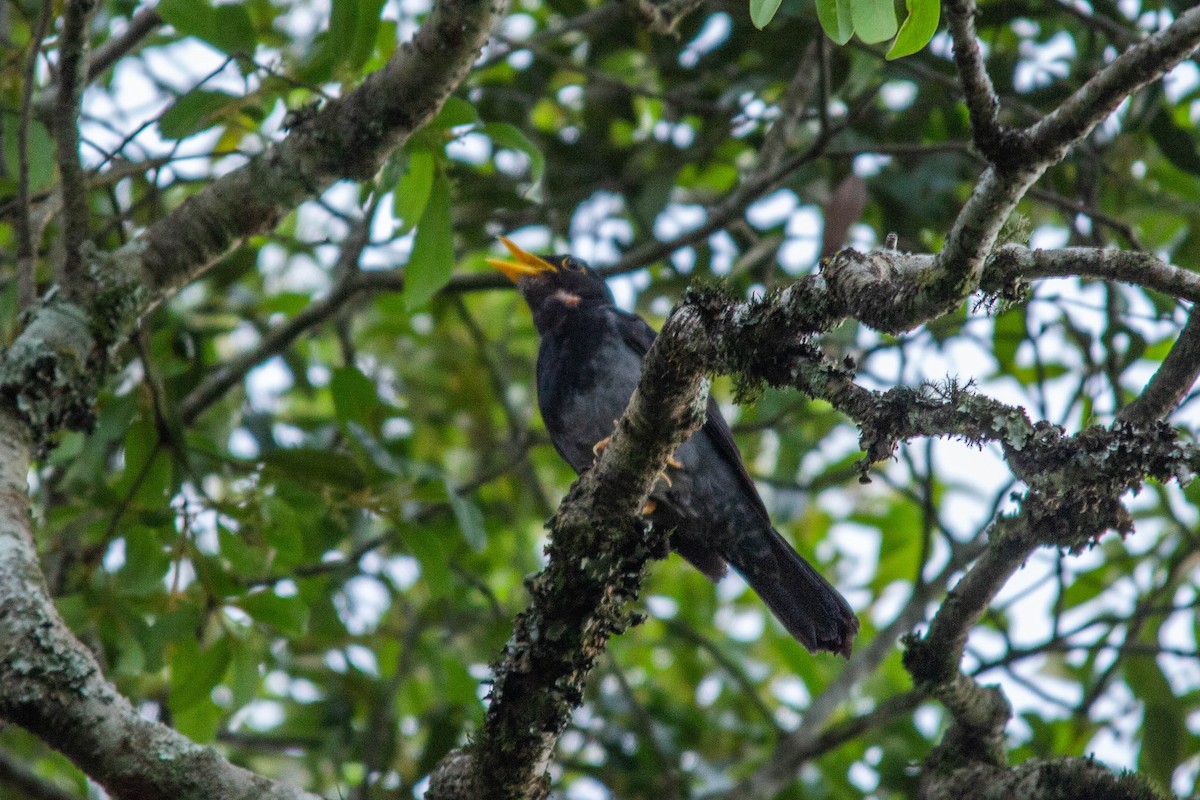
592, 435, 611, 459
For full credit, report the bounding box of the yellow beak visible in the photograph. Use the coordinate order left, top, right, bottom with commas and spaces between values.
486, 236, 558, 282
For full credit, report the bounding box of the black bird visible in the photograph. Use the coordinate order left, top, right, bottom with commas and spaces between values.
487, 238, 859, 656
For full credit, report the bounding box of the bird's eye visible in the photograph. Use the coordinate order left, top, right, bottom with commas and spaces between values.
563, 257, 583, 272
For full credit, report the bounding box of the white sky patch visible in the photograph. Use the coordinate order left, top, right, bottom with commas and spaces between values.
607, 269, 649, 312
384, 555, 421, 590
446, 131, 491, 165
645, 595, 679, 619
565, 776, 611, 800
848, 761, 879, 792
335, 575, 391, 634
502, 12, 537, 39
746, 189, 797, 229
230, 699, 285, 731
853, 153, 890, 176
654, 203, 706, 240
346, 644, 380, 676
1015, 31, 1076, 92
679, 12, 731, 68
695, 673, 722, 707
771, 675, 811, 707
880, 80, 918, 111
710, 230, 738, 275
227, 428, 259, 458
246, 357, 294, 412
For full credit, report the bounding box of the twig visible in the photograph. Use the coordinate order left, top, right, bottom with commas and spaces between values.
53, 0, 98, 296
1118, 309, 1200, 424
0, 747, 81, 800
15, 0, 53, 311
87, 7, 162, 82
179, 213, 377, 423
944, 0, 1008, 159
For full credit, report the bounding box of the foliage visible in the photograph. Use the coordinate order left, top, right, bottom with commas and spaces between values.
1, 1, 1199, 799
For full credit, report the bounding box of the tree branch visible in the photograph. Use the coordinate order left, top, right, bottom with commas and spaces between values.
1118, 308, 1200, 424
15, 0, 53, 312
87, 7, 162, 82
52, 0, 97, 297
944, 0, 1012, 162
1027, 6, 1200, 162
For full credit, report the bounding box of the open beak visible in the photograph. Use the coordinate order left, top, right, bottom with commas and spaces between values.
486, 236, 557, 282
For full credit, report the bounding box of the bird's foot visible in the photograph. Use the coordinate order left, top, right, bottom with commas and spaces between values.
591, 419, 621, 462
653, 454, 682, 489
641, 500, 657, 515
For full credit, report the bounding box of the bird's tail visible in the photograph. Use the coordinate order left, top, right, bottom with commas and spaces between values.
730, 527, 859, 657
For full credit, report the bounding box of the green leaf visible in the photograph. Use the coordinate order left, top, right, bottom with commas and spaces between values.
405, 169, 454, 311
3, 120, 54, 191
429, 96, 479, 130
446, 481, 487, 552
159, 90, 240, 139
350, 0, 387, 69
1149, 107, 1200, 177
406, 526, 453, 597
262, 448, 369, 490
484, 122, 546, 188
816, 0, 854, 44
118, 528, 170, 596
331, 366, 381, 427
749, 0, 784, 29
157, 0, 216, 43
210, 4, 257, 57
851, 0, 898, 44
170, 637, 231, 712
328, 0, 358, 67
887, 0, 940, 59
159, 0, 255, 57
237, 591, 310, 636
394, 149, 436, 234
1125, 655, 1185, 791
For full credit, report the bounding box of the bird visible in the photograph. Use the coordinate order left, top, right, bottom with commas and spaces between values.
486, 237, 859, 657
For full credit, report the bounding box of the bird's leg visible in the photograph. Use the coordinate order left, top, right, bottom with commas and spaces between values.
593, 421, 681, 512
591, 419, 620, 461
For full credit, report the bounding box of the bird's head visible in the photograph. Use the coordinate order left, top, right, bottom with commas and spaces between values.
487, 237, 614, 329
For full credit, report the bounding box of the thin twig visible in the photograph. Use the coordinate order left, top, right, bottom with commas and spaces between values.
15, 0, 53, 311
53, 0, 98, 296
1118, 309, 1200, 424
87, 7, 162, 81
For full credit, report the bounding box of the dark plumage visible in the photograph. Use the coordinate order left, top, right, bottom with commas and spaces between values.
487, 238, 859, 656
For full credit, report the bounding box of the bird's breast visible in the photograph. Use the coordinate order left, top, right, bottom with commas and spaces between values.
536, 314, 643, 473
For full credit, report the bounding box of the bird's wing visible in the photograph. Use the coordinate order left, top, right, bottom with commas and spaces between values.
614, 309, 773, 526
